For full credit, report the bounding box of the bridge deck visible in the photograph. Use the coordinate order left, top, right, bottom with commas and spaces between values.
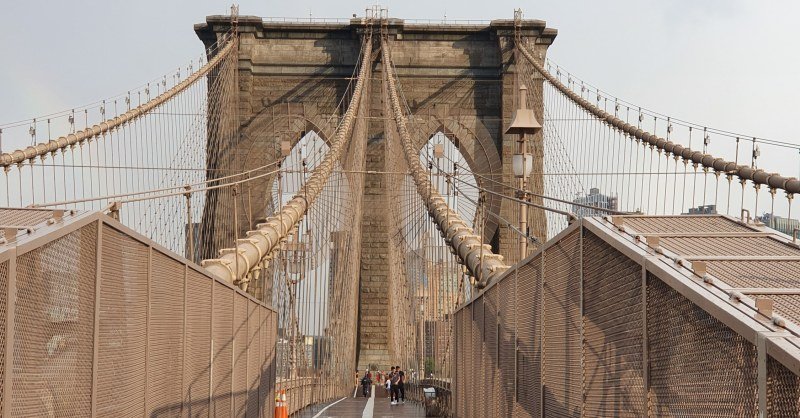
295, 386, 425, 418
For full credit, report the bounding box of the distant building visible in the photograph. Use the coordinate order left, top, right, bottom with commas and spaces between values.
758, 213, 800, 235
684, 205, 718, 215
573, 188, 618, 217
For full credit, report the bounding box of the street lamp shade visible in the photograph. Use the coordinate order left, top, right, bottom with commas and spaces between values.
505, 85, 542, 136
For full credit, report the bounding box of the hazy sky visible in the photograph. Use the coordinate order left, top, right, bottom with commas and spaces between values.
1, 0, 798, 147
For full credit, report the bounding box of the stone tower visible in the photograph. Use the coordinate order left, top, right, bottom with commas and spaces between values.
195, 15, 556, 372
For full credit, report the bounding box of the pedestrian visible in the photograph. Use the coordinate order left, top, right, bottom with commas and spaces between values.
397, 368, 406, 403
390, 366, 401, 405
387, 366, 395, 403
360, 370, 372, 397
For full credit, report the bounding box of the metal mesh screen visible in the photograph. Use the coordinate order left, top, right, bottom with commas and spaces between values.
660, 236, 800, 257
97, 226, 149, 417
452, 221, 800, 418
484, 287, 499, 417
212, 282, 234, 416
542, 231, 581, 417
0, 260, 7, 415
767, 356, 800, 415
0, 216, 278, 418
233, 293, 249, 416
620, 216, 747, 234
646, 272, 757, 416
473, 296, 485, 417
582, 231, 645, 416
148, 251, 185, 417
183, 268, 212, 417
464, 304, 474, 415
247, 300, 263, 417
515, 256, 542, 418
498, 276, 516, 417
260, 308, 273, 418
11, 222, 97, 416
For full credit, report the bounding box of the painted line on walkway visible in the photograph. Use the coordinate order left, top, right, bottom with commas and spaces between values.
362, 385, 375, 418
311, 397, 347, 418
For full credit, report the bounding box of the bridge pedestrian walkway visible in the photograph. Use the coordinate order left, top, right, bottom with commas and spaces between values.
294, 386, 425, 418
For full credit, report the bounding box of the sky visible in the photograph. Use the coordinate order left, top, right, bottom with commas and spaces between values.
1, 0, 799, 149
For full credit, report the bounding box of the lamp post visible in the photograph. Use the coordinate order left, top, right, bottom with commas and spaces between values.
505, 85, 542, 260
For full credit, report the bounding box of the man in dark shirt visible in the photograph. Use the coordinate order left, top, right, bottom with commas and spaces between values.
397, 368, 406, 403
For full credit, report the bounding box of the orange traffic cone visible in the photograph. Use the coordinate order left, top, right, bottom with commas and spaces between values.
275, 389, 288, 418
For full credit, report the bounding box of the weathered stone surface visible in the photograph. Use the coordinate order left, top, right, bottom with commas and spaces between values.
195, 15, 556, 370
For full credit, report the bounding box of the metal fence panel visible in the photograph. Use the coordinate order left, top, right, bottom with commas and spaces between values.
11, 222, 97, 417
233, 293, 249, 416
646, 272, 757, 416
97, 226, 148, 417
542, 231, 582, 418
183, 268, 213, 417
260, 308, 272, 418
0, 260, 7, 415
0, 213, 278, 418
247, 300, 262, 417
463, 304, 473, 416
473, 296, 485, 418
582, 231, 644, 416
767, 356, 800, 415
148, 250, 185, 417
212, 282, 234, 417
484, 287, 499, 417
498, 274, 516, 417
514, 256, 541, 418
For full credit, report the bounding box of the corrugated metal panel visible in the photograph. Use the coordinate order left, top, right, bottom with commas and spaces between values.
582, 231, 644, 416
183, 269, 212, 417
646, 273, 757, 416
11, 223, 97, 416
498, 276, 516, 418
514, 256, 541, 418
247, 300, 262, 417
660, 236, 800, 257
0, 261, 7, 415
542, 231, 581, 417
212, 282, 234, 417
484, 287, 499, 417
705, 260, 800, 289
767, 356, 800, 415
621, 216, 748, 234
749, 294, 800, 326
97, 227, 148, 417
232, 294, 249, 416
147, 251, 185, 417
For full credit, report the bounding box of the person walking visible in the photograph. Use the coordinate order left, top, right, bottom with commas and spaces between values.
390, 366, 401, 405
397, 368, 406, 403
387, 366, 395, 403
360, 370, 372, 397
